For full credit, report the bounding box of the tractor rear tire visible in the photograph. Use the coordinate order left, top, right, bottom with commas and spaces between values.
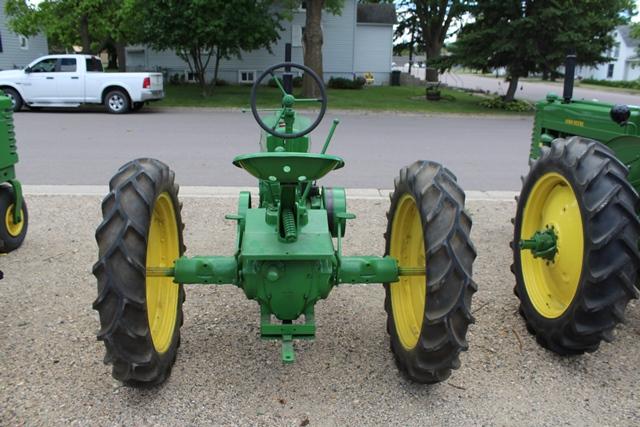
513, 137, 640, 355
93, 158, 185, 385
384, 161, 477, 383
0, 185, 28, 253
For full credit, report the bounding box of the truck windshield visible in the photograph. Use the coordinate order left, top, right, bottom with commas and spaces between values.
86, 57, 103, 72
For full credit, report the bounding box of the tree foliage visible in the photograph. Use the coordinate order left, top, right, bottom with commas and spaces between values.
450, 0, 635, 101
6, 0, 117, 53
632, 23, 640, 56
394, 1, 472, 81
130, 0, 282, 95
5, 0, 136, 68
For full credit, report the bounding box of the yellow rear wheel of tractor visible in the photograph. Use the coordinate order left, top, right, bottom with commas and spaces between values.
0, 185, 28, 254
384, 161, 476, 384
520, 172, 583, 319
146, 193, 180, 354
389, 194, 426, 350
93, 159, 185, 385
513, 137, 640, 354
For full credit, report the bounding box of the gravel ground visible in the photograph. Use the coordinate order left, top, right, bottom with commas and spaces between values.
1, 194, 638, 426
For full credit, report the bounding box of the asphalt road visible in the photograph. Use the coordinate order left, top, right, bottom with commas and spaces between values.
441, 73, 640, 106
13, 108, 533, 191
1, 194, 638, 425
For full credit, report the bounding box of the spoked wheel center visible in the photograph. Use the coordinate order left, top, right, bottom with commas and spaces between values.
146, 192, 180, 353
389, 194, 426, 350
520, 172, 584, 318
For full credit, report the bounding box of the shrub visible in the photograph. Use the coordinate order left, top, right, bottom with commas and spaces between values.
480, 96, 533, 112
214, 79, 229, 87
169, 73, 181, 85
328, 76, 366, 90
581, 78, 640, 90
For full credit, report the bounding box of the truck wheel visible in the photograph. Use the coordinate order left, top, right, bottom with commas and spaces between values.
93, 158, 185, 385
0, 185, 28, 253
3, 88, 23, 112
384, 161, 477, 383
104, 89, 130, 114
513, 137, 640, 354
132, 102, 144, 112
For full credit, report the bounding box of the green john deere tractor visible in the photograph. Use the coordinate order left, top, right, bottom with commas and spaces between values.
0, 92, 28, 254
92, 62, 477, 385
513, 52, 640, 354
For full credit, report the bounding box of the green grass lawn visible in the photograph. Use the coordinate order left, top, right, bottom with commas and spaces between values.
158, 84, 528, 114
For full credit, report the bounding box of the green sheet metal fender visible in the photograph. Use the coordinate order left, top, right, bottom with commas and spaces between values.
607, 135, 640, 193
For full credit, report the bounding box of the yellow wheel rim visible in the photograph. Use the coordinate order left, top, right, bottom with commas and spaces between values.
146, 192, 180, 354
520, 172, 584, 318
389, 194, 426, 350
5, 204, 24, 237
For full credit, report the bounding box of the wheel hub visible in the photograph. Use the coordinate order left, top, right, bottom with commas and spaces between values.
520, 226, 558, 261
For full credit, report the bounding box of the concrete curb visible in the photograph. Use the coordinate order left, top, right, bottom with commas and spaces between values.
23, 185, 518, 201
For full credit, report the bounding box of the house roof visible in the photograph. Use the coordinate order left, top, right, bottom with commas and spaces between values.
618, 25, 639, 48
357, 3, 396, 25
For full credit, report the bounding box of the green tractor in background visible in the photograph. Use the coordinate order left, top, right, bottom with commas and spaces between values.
92, 61, 477, 386
0, 92, 28, 254
513, 52, 640, 354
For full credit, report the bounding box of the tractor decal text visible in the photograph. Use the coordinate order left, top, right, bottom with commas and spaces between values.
564, 118, 585, 127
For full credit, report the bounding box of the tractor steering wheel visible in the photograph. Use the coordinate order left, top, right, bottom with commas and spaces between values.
250, 62, 327, 139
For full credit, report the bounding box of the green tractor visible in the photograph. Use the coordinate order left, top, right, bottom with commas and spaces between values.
513, 52, 640, 354
92, 62, 477, 385
0, 92, 28, 254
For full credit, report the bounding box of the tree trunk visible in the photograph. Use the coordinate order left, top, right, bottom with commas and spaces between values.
505, 75, 519, 102
189, 48, 207, 96
79, 14, 91, 53
303, 0, 324, 98
212, 50, 222, 87
425, 40, 442, 83
117, 41, 127, 72
542, 69, 549, 80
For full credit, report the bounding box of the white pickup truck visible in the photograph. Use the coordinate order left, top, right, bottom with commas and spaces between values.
0, 54, 164, 113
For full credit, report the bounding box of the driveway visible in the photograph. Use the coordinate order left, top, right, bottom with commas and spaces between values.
1, 194, 638, 425
441, 72, 640, 106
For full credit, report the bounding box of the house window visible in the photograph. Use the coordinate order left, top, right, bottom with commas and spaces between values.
0, 33, 3, 53
185, 71, 197, 82
18, 35, 28, 50
607, 64, 614, 78
239, 70, 256, 83
612, 44, 620, 58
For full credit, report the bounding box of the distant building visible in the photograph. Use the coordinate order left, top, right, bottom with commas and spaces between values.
576, 25, 639, 81
0, 0, 48, 70
125, 1, 396, 85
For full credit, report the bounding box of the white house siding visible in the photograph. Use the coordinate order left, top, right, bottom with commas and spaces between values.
576, 27, 639, 81
126, 0, 393, 84
354, 24, 392, 85
0, 0, 48, 70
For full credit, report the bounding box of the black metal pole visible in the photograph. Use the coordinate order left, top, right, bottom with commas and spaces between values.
563, 48, 576, 103
284, 43, 293, 94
